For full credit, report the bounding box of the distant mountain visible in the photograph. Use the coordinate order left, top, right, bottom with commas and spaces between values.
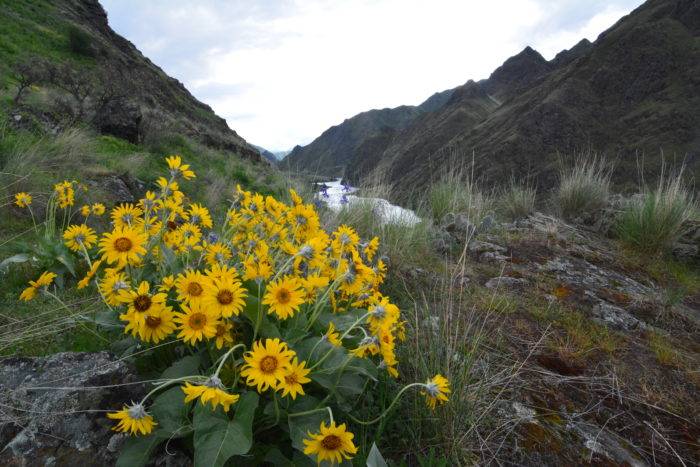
283, 87, 455, 174
251, 144, 278, 163
273, 149, 292, 160
285, 0, 700, 191
251, 145, 293, 162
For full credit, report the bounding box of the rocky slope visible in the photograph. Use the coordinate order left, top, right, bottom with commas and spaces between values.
0, 0, 261, 162
285, 0, 700, 190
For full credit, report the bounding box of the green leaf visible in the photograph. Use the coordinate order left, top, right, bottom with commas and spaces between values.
263, 447, 295, 466
151, 387, 191, 437
242, 296, 281, 338
366, 442, 389, 467
160, 354, 201, 380
92, 310, 122, 328
287, 397, 328, 453
116, 430, 169, 467
193, 391, 259, 467
0, 253, 29, 273
55, 252, 76, 276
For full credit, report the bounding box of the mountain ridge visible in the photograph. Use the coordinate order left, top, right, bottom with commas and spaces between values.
285, 0, 699, 191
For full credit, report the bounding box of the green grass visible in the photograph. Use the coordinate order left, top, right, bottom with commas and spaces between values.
616, 168, 696, 254
0, 0, 94, 86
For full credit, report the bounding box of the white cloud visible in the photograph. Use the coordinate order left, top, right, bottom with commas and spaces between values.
102, 0, 643, 151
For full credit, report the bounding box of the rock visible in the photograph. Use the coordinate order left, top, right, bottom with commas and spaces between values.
443, 213, 476, 243
441, 212, 455, 226
591, 301, 645, 331
567, 421, 647, 467
432, 228, 453, 255
671, 242, 698, 261
478, 214, 496, 233
103, 175, 135, 203
452, 273, 471, 288
468, 240, 507, 255
89, 173, 145, 204
0, 352, 146, 466
485, 276, 526, 289
480, 251, 511, 264
94, 99, 142, 144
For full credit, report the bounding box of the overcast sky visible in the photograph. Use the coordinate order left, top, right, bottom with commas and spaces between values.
101, 0, 643, 151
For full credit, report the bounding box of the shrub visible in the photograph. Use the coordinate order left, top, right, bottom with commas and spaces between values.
616, 169, 696, 253
554, 155, 611, 221
7, 155, 451, 465
498, 179, 536, 221
67, 25, 95, 57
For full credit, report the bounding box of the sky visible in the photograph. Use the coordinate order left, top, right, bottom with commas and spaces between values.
101, 0, 644, 152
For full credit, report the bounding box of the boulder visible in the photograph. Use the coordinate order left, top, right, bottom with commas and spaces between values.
0, 352, 148, 466
442, 213, 476, 243
94, 99, 142, 144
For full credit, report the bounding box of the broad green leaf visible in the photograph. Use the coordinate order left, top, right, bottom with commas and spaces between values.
116, 430, 169, 467
366, 442, 389, 467
55, 252, 76, 276
263, 447, 295, 466
160, 354, 201, 380
312, 371, 364, 411
193, 391, 259, 467
242, 296, 281, 338
92, 310, 122, 328
151, 387, 191, 437
287, 396, 328, 453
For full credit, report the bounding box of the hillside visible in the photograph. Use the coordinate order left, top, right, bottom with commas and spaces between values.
0, 0, 261, 162
285, 0, 700, 191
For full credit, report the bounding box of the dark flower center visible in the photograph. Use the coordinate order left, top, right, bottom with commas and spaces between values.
217, 290, 234, 305
114, 237, 133, 252
276, 288, 291, 304
133, 295, 152, 312
187, 282, 203, 296
260, 356, 277, 373
321, 435, 342, 450
145, 316, 161, 328
285, 373, 298, 385
189, 312, 206, 330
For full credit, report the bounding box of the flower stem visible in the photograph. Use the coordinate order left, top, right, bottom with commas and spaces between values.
347, 383, 425, 425
213, 343, 245, 377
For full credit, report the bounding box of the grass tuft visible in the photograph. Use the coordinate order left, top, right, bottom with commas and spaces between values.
554, 155, 611, 221
616, 168, 696, 254
424, 164, 492, 225
498, 178, 536, 221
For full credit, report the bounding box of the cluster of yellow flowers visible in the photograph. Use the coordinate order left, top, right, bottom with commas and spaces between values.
14, 155, 450, 464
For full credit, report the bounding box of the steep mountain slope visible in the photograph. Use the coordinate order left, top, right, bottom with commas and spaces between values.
287, 0, 699, 190
284, 87, 455, 174
251, 144, 278, 163
0, 0, 261, 162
